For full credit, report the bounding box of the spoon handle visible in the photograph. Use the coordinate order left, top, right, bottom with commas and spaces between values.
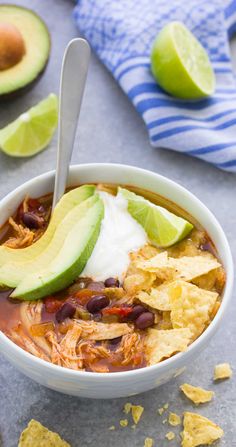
52, 38, 91, 209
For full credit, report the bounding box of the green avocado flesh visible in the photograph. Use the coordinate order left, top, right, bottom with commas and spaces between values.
0, 5, 50, 97
0, 184, 95, 268
119, 187, 193, 247
11, 197, 104, 300
0, 190, 98, 288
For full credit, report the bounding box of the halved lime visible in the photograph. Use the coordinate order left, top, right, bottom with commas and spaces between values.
119, 187, 193, 247
151, 21, 215, 99
0, 93, 58, 157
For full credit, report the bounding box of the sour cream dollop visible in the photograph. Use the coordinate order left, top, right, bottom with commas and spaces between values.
81, 191, 147, 281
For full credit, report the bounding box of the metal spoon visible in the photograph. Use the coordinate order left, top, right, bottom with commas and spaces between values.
52, 38, 91, 209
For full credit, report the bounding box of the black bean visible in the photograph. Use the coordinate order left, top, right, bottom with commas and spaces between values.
56, 302, 76, 323
87, 281, 105, 291
128, 305, 147, 321
104, 277, 120, 288
86, 295, 109, 314
135, 312, 154, 329
22, 212, 44, 229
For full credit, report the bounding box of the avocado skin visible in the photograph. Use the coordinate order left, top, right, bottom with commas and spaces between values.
11, 198, 104, 300
0, 5, 51, 100
0, 63, 48, 102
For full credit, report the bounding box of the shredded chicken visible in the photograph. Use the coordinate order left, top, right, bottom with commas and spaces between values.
77, 340, 111, 372
22, 195, 30, 213
117, 332, 144, 366
46, 322, 84, 370
20, 301, 51, 356
3, 217, 35, 248
9, 326, 50, 361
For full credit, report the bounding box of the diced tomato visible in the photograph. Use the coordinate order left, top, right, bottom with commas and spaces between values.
75, 289, 96, 304
102, 306, 133, 317
28, 198, 41, 210
44, 296, 64, 313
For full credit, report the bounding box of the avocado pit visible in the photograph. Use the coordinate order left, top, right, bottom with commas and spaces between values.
0, 22, 25, 71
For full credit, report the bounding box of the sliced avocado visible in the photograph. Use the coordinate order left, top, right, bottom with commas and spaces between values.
0, 5, 50, 99
0, 193, 98, 288
0, 184, 95, 268
12, 197, 104, 300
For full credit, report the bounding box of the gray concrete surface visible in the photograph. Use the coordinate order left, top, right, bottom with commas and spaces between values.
0, 1, 235, 446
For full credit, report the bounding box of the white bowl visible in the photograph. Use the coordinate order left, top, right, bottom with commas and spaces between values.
0, 164, 233, 398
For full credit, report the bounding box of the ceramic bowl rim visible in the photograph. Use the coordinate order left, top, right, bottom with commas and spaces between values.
0, 163, 234, 381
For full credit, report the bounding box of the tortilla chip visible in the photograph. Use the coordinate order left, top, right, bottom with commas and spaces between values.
169, 254, 220, 282
81, 321, 132, 340
181, 412, 223, 447
144, 438, 153, 447
214, 363, 232, 380
137, 282, 172, 311
18, 420, 70, 447
168, 412, 181, 426
120, 419, 128, 427
180, 383, 214, 404
139, 244, 160, 259
137, 251, 220, 282
166, 431, 175, 441
169, 281, 218, 339
157, 311, 173, 330
123, 402, 132, 414
145, 328, 192, 365
123, 271, 155, 294
131, 405, 144, 424
137, 252, 175, 280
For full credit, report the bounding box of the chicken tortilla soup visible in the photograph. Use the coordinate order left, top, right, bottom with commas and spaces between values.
0, 184, 225, 373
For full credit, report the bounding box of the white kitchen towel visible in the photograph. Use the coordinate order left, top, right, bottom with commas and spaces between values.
74, 0, 236, 172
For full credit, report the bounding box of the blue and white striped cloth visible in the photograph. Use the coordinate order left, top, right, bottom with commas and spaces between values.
74, 0, 236, 172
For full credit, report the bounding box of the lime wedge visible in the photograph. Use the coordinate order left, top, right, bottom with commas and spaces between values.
119, 188, 193, 247
0, 93, 58, 157
151, 21, 215, 99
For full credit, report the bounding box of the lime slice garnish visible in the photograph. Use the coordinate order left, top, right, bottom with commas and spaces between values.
119, 187, 193, 247
151, 21, 215, 99
0, 93, 58, 157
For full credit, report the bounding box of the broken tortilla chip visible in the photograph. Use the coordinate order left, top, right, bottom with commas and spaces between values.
169, 281, 218, 339
180, 383, 214, 405
144, 438, 153, 447
80, 321, 132, 340
137, 251, 220, 283
123, 271, 155, 294
145, 328, 192, 365
123, 402, 132, 414
131, 405, 144, 424
181, 412, 223, 447
18, 420, 70, 447
169, 254, 220, 282
214, 363, 232, 381
168, 412, 181, 426
137, 252, 175, 280
166, 431, 175, 441
120, 419, 128, 427
137, 282, 172, 311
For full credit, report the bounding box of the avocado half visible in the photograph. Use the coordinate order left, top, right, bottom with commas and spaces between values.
0, 5, 50, 100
